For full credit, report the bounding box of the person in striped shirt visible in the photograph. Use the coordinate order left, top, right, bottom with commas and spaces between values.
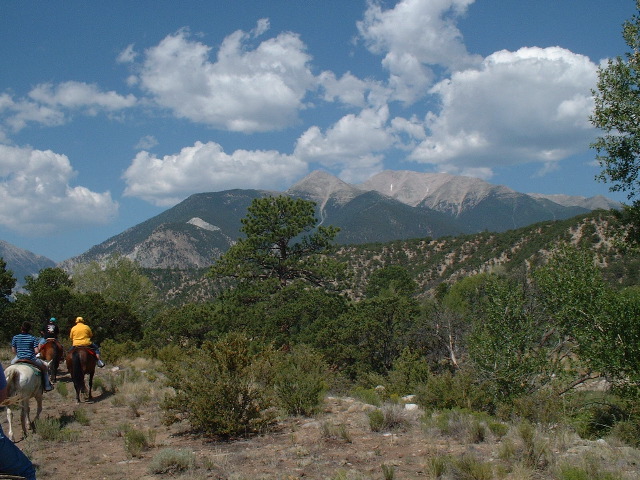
10, 321, 54, 392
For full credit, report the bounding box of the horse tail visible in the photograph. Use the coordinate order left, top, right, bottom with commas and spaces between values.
4, 366, 18, 398
72, 350, 85, 393
54, 341, 62, 363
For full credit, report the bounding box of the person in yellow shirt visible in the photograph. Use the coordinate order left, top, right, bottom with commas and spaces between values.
69, 316, 105, 368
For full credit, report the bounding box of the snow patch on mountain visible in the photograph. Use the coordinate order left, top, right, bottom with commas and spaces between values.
187, 217, 220, 232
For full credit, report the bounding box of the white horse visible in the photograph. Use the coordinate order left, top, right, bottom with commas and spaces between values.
2, 363, 43, 442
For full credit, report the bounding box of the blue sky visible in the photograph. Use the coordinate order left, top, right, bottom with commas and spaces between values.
0, 0, 635, 262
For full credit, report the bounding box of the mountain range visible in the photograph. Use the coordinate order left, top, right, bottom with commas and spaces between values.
0, 170, 621, 278
59, 170, 620, 270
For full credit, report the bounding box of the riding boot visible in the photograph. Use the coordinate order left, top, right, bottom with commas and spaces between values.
44, 373, 54, 392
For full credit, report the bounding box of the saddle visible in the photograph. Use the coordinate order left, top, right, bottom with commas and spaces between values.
69, 345, 97, 357
15, 359, 50, 393
15, 359, 44, 376
43, 337, 64, 351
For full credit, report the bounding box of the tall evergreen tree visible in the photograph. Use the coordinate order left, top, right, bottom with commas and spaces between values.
210, 195, 344, 289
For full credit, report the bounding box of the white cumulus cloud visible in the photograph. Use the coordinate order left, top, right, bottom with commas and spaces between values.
410, 46, 598, 175
294, 106, 394, 182
0, 144, 118, 234
0, 82, 136, 133
122, 141, 308, 206
28, 81, 137, 112
117, 44, 137, 64
357, 0, 481, 104
136, 24, 316, 133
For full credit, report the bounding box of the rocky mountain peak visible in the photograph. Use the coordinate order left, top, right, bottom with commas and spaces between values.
528, 193, 622, 210
287, 170, 362, 207
359, 170, 515, 213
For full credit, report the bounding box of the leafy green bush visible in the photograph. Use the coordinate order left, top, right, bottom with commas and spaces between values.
500, 388, 567, 426
385, 348, 431, 396
415, 368, 493, 413
101, 339, 141, 364
161, 332, 277, 437
271, 344, 328, 416
351, 386, 383, 406
569, 395, 626, 440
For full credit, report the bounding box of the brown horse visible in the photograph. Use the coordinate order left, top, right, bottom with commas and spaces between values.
65, 347, 96, 403
39, 338, 64, 383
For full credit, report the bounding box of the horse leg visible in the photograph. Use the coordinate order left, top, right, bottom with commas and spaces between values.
6, 407, 15, 442
21, 400, 30, 439
51, 358, 58, 383
88, 373, 94, 400
32, 394, 43, 433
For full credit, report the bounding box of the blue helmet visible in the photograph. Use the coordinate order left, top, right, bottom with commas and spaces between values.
49, 317, 56, 322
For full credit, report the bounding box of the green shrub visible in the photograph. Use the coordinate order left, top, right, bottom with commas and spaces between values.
518, 420, 549, 469
35, 417, 80, 442
385, 348, 431, 396
368, 404, 410, 432
450, 455, 493, 480
148, 448, 196, 474
557, 464, 622, 480
368, 409, 385, 432
321, 421, 352, 443
35, 417, 61, 441
101, 339, 141, 364
124, 427, 149, 458
55, 381, 68, 398
161, 332, 276, 437
502, 388, 567, 426
423, 408, 484, 442
425, 455, 450, 478
487, 419, 509, 439
272, 345, 328, 416
415, 369, 492, 413
351, 386, 383, 406
570, 397, 626, 440
468, 418, 487, 443
425, 454, 493, 480
73, 408, 90, 426
608, 418, 640, 447
381, 463, 395, 480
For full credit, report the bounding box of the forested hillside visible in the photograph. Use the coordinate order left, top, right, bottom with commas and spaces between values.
140, 209, 633, 305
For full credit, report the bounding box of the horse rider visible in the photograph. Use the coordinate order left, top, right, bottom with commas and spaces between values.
0, 362, 38, 480
10, 321, 54, 392
39, 317, 59, 344
37, 316, 62, 354
69, 316, 105, 368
